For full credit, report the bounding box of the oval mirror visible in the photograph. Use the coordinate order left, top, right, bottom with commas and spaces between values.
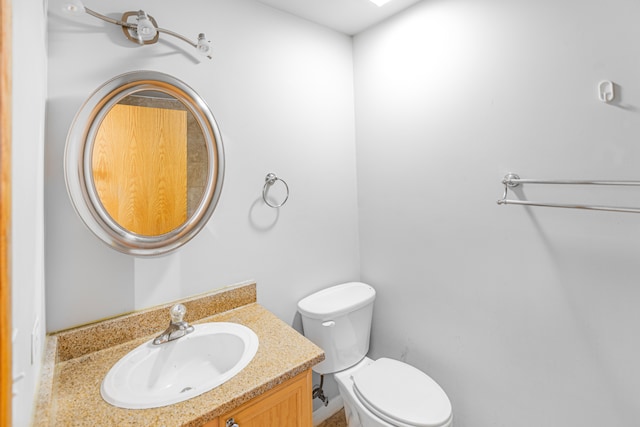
64, 71, 224, 256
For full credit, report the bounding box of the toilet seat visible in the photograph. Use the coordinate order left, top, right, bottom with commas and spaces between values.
352, 358, 452, 427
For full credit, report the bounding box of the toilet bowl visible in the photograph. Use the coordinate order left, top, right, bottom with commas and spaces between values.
297, 282, 453, 427
336, 357, 452, 427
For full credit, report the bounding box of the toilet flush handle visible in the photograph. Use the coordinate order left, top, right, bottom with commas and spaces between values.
322, 320, 335, 327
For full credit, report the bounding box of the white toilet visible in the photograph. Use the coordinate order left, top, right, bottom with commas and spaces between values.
298, 282, 453, 427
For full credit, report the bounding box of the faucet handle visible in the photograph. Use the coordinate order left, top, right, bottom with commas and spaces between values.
170, 303, 187, 323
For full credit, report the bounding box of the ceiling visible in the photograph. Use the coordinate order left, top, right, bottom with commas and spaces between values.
254, 0, 424, 35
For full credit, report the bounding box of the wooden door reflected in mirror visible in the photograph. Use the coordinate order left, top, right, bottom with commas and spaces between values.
93, 103, 188, 236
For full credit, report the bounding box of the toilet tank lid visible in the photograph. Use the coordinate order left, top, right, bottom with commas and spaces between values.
297, 282, 376, 319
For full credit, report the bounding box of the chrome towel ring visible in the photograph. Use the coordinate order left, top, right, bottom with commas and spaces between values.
262, 173, 289, 208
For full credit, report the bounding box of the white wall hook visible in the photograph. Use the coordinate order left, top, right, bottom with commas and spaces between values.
598, 80, 615, 103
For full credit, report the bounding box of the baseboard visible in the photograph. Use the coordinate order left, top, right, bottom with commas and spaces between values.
312, 395, 344, 426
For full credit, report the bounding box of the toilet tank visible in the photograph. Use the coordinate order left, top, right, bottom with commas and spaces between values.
297, 282, 376, 374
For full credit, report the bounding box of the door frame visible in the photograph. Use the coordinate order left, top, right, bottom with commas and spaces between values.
1, 0, 12, 424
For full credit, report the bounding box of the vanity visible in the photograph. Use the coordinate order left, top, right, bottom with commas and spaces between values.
36, 71, 324, 425
33, 282, 324, 426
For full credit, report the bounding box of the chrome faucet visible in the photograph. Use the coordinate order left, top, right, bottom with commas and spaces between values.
153, 303, 195, 345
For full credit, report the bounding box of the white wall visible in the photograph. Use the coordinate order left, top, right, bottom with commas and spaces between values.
45, 0, 360, 331
355, 0, 640, 425
42, 0, 640, 424
11, 0, 47, 424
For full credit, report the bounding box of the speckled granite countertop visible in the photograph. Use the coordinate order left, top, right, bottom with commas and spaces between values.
33, 282, 324, 427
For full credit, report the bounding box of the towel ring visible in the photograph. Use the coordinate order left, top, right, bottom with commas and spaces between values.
262, 173, 289, 208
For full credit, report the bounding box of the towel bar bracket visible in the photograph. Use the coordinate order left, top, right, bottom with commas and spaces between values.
503, 173, 521, 188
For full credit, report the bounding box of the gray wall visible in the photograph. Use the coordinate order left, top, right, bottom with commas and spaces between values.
355, 0, 640, 425
40, 0, 640, 425
11, 1, 47, 425
45, 0, 360, 331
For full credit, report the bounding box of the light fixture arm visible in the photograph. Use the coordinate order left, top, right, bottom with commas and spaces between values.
66, 2, 212, 59
84, 6, 131, 29
156, 27, 196, 48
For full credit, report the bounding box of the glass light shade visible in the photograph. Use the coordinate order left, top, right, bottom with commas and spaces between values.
196, 33, 212, 57
136, 11, 157, 41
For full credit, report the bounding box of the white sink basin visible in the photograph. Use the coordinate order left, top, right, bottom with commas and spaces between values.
101, 322, 259, 409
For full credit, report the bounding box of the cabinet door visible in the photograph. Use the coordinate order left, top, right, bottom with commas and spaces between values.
220, 370, 312, 427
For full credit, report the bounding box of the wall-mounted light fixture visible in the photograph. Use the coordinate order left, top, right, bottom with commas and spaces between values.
62, 0, 212, 59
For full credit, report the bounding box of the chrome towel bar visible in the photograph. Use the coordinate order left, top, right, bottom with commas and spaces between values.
497, 173, 640, 214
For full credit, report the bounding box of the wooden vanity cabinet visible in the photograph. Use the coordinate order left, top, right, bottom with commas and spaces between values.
202, 369, 313, 427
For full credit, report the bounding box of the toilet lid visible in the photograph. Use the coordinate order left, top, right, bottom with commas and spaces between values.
352, 358, 452, 427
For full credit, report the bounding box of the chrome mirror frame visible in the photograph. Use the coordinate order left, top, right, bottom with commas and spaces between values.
64, 71, 224, 256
